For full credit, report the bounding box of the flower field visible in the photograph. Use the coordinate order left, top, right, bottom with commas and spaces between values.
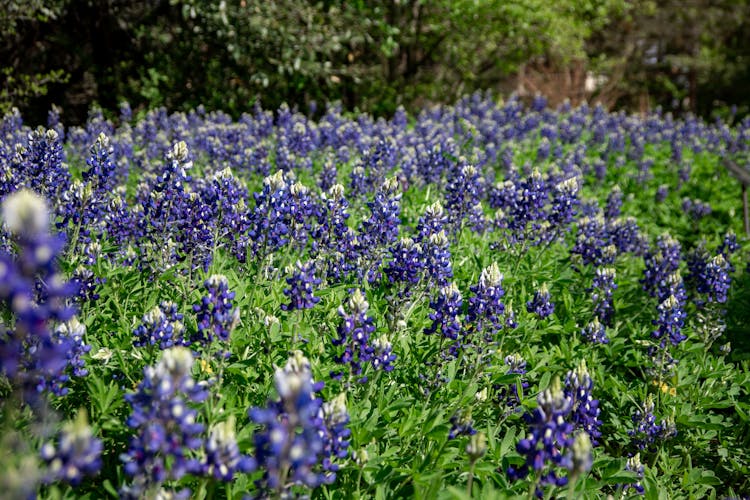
1, 94, 749, 499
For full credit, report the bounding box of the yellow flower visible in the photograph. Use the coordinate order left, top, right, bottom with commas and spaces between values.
652, 380, 676, 396
200, 358, 213, 374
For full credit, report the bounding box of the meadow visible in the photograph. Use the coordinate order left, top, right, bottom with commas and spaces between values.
0, 94, 749, 499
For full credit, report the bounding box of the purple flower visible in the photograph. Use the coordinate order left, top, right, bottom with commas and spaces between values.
133, 301, 186, 350
604, 185, 623, 219
527, 284, 555, 319
384, 236, 424, 290
448, 410, 477, 440
466, 262, 505, 339
622, 453, 645, 495
202, 417, 256, 481
0, 190, 80, 399
564, 361, 602, 446
331, 290, 376, 381
580, 318, 609, 344
651, 294, 687, 347
121, 347, 209, 495
628, 395, 677, 451
281, 260, 321, 312
495, 353, 528, 410
703, 254, 731, 304
590, 267, 617, 326
641, 234, 681, 298
41, 411, 102, 486
249, 352, 350, 495
506, 376, 575, 496
425, 283, 463, 342
190, 274, 240, 347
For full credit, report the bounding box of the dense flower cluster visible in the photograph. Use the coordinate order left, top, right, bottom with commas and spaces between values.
466, 262, 506, 340
628, 395, 677, 451
248, 351, 350, 495
580, 318, 609, 344
0, 189, 82, 399
564, 360, 602, 446
424, 283, 463, 352
120, 347, 209, 497
331, 290, 376, 381
527, 284, 555, 319
506, 377, 575, 496
132, 301, 186, 350
281, 260, 321, 312
190, 274, 240, 347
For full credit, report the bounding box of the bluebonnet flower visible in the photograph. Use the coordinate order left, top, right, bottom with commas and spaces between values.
287, 181, 319, 249
466, 262, 505, 340
313, 184, 357, 281
564, 360, 602, 446
590, 267, 617, 326
548, 177, 580, 230
506, 376, 575, 496
414, 200, 447, 238
444, 164, 486, 233
358, 176, 401, 249
281, 260, 321, 312
384, 236, 424, 291
421, 230, 453, 288
190, 274, 240, 347
507, 169, 549, 241
248, 170, 291, 259
628, 395, 677, 451
331, 290, 376, 381
199, 167, 250, 264
537, 137, 551, 161
318, 159, 338, 193
82, 132, 118, 196
249, 352, 350, 495
604, 185, 623, 219
621, 453, 645, 495
655, 185, 669, 202
202, 417, 256, 481
371, 334, 396, 373
448, 410, 477, 440
681, 198, 712, 220
424, 283, 463, 344
608, 216, 645, 255
571, 215, 612, 267
121, 347, 208, 496
0, 190, 79, 399
16, 128, 71, 202
580, 318, 608, 344
135, 141, 194, 273
133, 302, 186, 350
527, 284, 555, 319
703, 254, 731, 304
41, 410, 102, 486
641, 234, 681, 298
495, 353, 528, 410
504, 304, 518, 329
53, 317, 91, 384
652, 295, 687, 347
718, 230, 740, 258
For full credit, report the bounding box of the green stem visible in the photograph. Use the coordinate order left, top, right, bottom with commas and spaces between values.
466, 461, 476, 497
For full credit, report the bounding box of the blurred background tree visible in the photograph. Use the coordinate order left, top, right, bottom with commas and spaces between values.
1, 0, 748, 124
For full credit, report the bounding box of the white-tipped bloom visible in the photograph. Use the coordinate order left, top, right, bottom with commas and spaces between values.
479, 262, 503, 288
2, 188, 49, 236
